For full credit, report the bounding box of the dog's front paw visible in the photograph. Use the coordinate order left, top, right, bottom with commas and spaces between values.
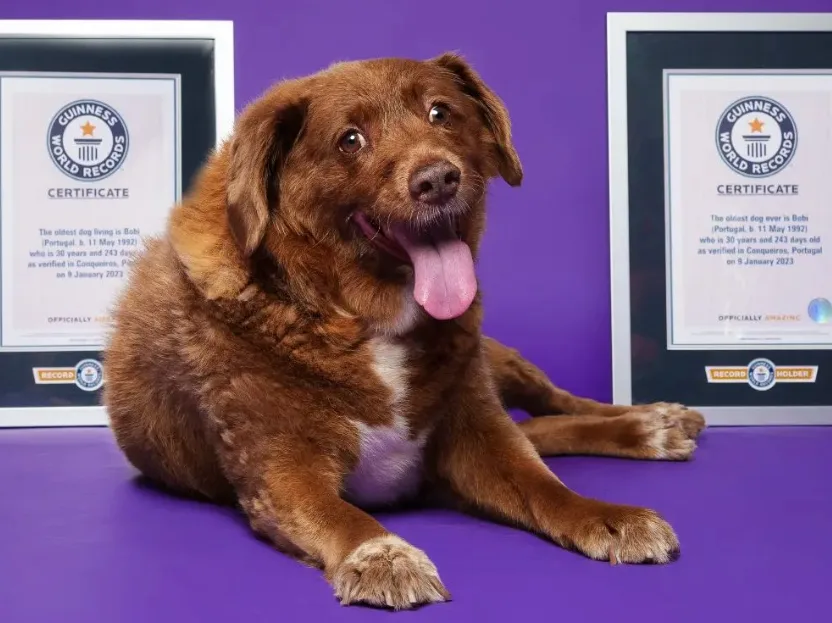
332, 535, 450, 610
560, 502, 680, 564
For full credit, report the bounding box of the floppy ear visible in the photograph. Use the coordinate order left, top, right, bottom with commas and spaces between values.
226, 80, 309, 257
431, 52, 523, 186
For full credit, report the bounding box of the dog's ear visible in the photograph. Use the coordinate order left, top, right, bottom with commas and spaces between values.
226, 80, 309, 257
431, 52, 522, 187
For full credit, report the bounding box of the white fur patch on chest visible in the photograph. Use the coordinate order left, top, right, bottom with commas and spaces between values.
343, 338, 428, 508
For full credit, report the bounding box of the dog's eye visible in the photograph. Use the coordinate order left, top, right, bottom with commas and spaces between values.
339, 130, 367, 154
428, 104, 451, 125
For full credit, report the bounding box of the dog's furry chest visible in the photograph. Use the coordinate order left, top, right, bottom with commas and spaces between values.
343, 337, 429, 508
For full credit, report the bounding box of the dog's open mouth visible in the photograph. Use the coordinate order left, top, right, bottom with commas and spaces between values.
351, 211, 477, 321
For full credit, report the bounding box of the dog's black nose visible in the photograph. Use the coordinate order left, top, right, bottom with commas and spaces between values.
409, 160, 461, 204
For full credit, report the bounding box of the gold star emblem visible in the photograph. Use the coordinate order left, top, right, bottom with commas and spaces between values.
80, 121, 96, 136
748, 117, 764, 133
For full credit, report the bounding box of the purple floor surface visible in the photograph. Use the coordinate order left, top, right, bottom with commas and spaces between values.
1, 426, 830, 622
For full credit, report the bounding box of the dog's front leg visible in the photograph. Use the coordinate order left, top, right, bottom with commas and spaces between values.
212, 426, 450, 610
428, 382, 680, 564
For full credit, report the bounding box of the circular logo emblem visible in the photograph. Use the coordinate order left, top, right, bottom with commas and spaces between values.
715, 96, 797, 178
47, 99, 129, 182
74, 359, 104, 392
747, 358, 776, 391
808, 298, 832, 324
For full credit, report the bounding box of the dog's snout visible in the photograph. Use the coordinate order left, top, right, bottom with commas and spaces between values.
409, 160, 461, 204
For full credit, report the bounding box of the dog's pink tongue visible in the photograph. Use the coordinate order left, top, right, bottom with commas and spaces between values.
390, 222, 476, 320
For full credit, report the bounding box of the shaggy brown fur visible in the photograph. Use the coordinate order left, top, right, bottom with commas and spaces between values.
103, 53, 705, 610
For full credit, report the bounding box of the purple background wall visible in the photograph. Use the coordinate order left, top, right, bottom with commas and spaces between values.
3, 2, 824, 402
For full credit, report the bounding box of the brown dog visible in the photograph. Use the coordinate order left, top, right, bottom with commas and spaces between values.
103, 53, 705, 610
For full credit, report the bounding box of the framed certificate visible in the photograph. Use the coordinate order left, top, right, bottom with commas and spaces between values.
608, 12, 832, 425
0, 20, 234, 427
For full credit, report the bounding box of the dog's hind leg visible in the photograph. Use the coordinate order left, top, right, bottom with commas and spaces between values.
483, 336, 630, 417
482, 336, 705, 459
515, 413, 700, 460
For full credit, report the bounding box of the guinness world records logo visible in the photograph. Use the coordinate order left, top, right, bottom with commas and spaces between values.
47, 99, 129, 182
715, 96, 797, 178
747, 358, 776, 391
74, 359, 104, 392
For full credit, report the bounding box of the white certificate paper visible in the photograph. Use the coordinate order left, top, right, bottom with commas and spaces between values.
664, 70, 832, 350
0, 72, 180, 350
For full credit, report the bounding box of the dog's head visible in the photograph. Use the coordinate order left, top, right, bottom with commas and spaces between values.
177, 53, 521, 330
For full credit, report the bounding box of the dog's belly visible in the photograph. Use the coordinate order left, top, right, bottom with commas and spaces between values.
344, 416, 427, 507
343, 336, 427, 508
